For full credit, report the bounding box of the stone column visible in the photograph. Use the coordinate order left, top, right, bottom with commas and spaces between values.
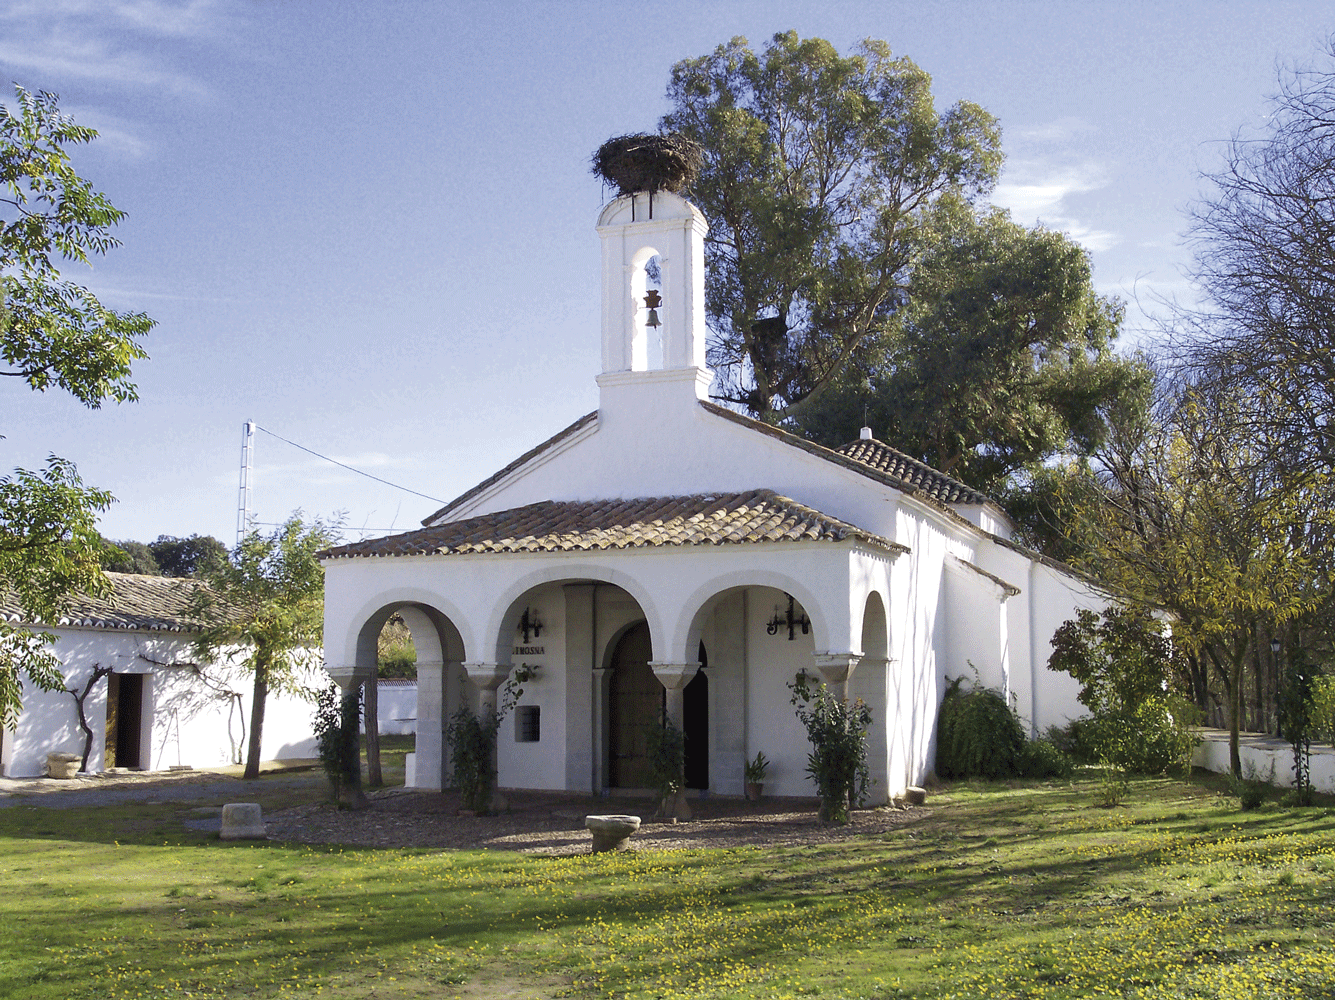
650, 661, 698, 820
414, 659, 445, 790
325, 664, 372, 809
591, 667, 610, 794
463, 662, 512, 812
813, 652, 862, 702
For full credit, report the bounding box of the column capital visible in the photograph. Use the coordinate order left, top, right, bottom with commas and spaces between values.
325, 664, 373, 694
813, 652, 861, 686
649, 661, 699, 691
463, 662, 511, 691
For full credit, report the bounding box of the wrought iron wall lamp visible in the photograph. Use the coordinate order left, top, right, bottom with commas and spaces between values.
767, 594, 811, 641
517, 607, 544, 643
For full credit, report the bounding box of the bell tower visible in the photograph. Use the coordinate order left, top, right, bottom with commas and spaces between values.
595, 189, 711, 407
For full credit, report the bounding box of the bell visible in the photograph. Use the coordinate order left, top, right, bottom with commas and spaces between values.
645, 308, 661, 329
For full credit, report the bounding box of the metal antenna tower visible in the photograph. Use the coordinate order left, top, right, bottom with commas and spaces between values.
236, 419, 256, 546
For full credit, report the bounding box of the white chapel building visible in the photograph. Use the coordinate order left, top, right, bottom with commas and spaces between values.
319, 188, 1098, 802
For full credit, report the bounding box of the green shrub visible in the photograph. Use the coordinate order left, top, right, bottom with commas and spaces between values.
1019, 738, 1073, 779
1311, 675, 1335, 744
1229, 765, 1271, 811
445, 706, 498, 814
789, 673, 872, 824
312, 686, 360, 802
1047, 607, 1197, 776
936, 676, 1027, 780
646, 713, 686, 807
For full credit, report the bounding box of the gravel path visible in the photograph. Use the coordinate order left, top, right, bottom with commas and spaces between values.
0, 764, 321, 808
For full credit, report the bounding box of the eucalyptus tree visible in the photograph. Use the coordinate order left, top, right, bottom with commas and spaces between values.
660, 31, 1002, 423
795, 196, 1150, 495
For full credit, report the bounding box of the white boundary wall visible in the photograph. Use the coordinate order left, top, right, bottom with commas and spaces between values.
1193, 728, 1335, 793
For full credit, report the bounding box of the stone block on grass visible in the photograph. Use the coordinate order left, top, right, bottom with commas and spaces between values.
220, 803, 266, 840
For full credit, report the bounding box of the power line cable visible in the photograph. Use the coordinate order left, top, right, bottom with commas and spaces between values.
253, 425, 445, 504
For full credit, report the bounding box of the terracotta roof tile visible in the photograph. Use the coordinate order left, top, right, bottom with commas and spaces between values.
697, 402, 992, 509
0, 573, 208, 633
321, 490, 907, 561
833, 438, 991, 506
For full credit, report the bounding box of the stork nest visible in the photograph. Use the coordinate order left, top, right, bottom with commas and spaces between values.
592, 133, 703, 196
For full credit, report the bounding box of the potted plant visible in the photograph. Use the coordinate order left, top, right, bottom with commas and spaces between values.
744, 751, 769, 801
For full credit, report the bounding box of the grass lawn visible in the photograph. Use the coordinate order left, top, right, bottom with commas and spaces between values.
0, 767, 1332, 999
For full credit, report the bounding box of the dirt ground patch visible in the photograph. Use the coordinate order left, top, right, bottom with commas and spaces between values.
264, 786, 931, 854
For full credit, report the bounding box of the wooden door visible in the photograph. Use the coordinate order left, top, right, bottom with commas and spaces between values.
608, 622, 662, 789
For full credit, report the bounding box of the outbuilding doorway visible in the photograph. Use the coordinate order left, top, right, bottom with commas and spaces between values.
105, 672, 144, 770
608, 622, 661, 788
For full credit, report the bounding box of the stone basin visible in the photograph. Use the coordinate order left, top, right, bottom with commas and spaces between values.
585, 814, 641, 853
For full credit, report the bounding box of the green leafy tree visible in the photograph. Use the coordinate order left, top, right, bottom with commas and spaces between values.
191, 515, 339, 779
661, 32, 1002, 423
1048, 607, 1197, 774
797, 198, 1151, 495
1061, 381, 1327, 776
100, 537, 160, 575
0, 85, 153, 726
148, 534, 227, 578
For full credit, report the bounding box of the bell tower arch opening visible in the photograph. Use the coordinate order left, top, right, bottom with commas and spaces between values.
595, 189, 711, 403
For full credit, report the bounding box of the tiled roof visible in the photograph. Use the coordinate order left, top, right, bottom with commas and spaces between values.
0, 573, 208, 633
321, 489, 907, 561
698, 402, 992, 508
833, 438, 991, 506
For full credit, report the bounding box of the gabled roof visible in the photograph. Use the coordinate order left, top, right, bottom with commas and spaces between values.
322, 489, 907, 561
0, 573, 208, 633
423, 411, 598, 525
698, 402, 993, 507
421, 399, 995, 530
833, 438, 991, 506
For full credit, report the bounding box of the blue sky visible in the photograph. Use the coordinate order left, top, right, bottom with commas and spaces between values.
1, 1, 1331, 548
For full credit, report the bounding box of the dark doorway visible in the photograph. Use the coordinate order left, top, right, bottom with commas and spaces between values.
105, 673, 144, 769
683, 642, 708, 789
608, 622, 662, 788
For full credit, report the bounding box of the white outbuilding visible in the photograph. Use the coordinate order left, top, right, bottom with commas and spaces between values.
319, 188, 1099, 802
1, 572, 320, 777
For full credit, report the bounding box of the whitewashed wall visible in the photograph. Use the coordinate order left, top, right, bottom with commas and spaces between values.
0, 626, 319, 778
369, 678, 417, 736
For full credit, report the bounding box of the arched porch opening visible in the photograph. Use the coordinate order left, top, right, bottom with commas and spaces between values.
679, 583, 820, 798
352, 601, 466, 791
490, 578, 664, 795
851, 590, 895, 803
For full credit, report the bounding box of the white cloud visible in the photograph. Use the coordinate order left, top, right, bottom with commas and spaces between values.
0, 31, 207, 95
993, 158, 1118, 252
0, 1, 233, 96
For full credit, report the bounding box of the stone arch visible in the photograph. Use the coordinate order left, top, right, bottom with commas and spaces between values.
336, 592, 469, 793
674, 569, 832, 663
484, 563, 666, 665
339, 587, 474, 668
